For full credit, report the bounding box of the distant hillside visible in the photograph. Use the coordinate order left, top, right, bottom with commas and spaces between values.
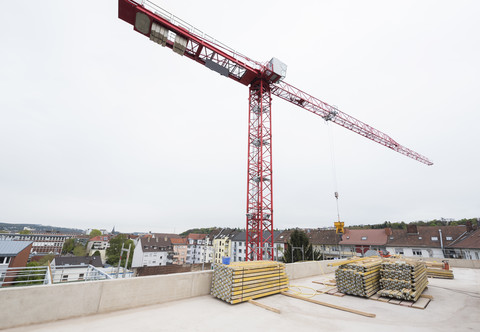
348, 217, 478, 230
0, 222, 84, 234
179, 227, 219, 237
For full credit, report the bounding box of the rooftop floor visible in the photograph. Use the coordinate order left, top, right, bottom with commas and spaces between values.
6, 268, 480, 332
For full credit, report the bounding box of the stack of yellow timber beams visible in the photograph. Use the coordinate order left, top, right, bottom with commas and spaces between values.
377, 259, 428, 301
211, 261, 288, 304
425, 262, 454, 279
334, 257, 382, 298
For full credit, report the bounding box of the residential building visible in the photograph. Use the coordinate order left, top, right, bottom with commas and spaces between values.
0, 233, 70, 256
309, 229, 343, 259
171, 238, 188, 265
446, 228, 480, 260
339, 228, 390, 255
386, 225, 470, 258
87, 235, 110, 252
186, 234, 213, 264
211, 228, 239, 264
231, 230, 282, 262
131, 237, 174, 268
0, 240, 33, 286
51, 256, 107, 283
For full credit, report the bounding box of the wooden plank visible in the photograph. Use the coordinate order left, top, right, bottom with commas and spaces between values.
333, 292, 345, 297
232, 283, 289, 300
232, 280, 289, 296
231, 287, 289, 304
248, 299, 281, 314
327, 288, 338, 295
388, 299, 402, 305
312, 280, 336, 286
420, 294, 434, 300
400, 300, 414, 307
369, 293, 381, 300
281, 292, 376, 318
328, 257, 380, 267
412, 297, 431, 309
316, 287, 336, 294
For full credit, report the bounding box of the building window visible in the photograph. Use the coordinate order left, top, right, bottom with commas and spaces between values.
431, 236, 438, 241
395, 248, 404, 255
78, 273, 85, 280
446, 236, 453, 241
62, 275, 69, 282
412, 249, 422, 256
361, 236, 367, 240
418, 237, 422, 240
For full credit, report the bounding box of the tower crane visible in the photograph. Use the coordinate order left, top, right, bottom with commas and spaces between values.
118, 0, 433, 262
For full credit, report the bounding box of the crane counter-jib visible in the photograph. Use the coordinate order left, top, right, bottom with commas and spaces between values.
118, 0, 262, 85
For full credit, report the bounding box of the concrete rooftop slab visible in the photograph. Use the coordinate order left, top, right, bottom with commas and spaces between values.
5, 267, 479, 332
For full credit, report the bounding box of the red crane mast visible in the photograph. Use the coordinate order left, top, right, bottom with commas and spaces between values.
118, 0, 433, 261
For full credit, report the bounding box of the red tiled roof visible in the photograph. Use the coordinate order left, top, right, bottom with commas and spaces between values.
187, 233, 206, 240
170, 238, 187, 245
339, 229, 388, 246
89, 236, 109, 242
449, 228, 480, 249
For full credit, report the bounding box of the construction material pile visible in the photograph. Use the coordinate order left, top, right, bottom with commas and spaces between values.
377, 259, 428, 301
211, 261, 288, 304
335, 257, 382, 298
425, 262, 454, 279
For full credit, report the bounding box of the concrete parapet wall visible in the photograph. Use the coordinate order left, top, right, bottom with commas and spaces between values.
285, 260, 341, 280
409, 257, 480, 269
0, 270, 213, 330
5, 258, 476, 329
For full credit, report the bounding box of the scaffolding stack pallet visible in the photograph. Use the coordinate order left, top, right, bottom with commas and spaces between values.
211, 261, 289, 304
334, 257, 382, 298
377, 259, 428, 301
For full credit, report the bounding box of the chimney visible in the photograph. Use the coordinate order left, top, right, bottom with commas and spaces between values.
164, 236, 168, 242
407, 224, 418, 234
466, 221, 473, 232
148, 237, 150, 242
385, 228, 393, 236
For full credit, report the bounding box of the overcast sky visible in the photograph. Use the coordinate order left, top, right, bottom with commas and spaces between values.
0, 0, 478, 234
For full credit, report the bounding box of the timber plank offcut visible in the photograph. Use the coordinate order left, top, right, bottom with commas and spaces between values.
211, 261, 288, 304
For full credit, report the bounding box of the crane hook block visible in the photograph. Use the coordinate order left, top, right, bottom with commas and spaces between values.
334, 221, 344, 234
334, 192, 339, 199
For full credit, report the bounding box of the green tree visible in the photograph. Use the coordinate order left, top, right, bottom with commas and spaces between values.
89, 229, 102, 238
282, 229, 313, 263
38, 254, 55, 266
93, 250, 101, 256
14, 262, 45, 286
62, 238, 75, 254
106, 235, 134, 268
73, 244, 87, 256
19, 229, 32, 234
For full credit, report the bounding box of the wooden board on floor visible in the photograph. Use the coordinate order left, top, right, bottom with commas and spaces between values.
400, 300, 414, 307
411, 297, 431, 309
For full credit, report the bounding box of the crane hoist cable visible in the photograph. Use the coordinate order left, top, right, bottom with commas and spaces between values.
326, 121, 341, 223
